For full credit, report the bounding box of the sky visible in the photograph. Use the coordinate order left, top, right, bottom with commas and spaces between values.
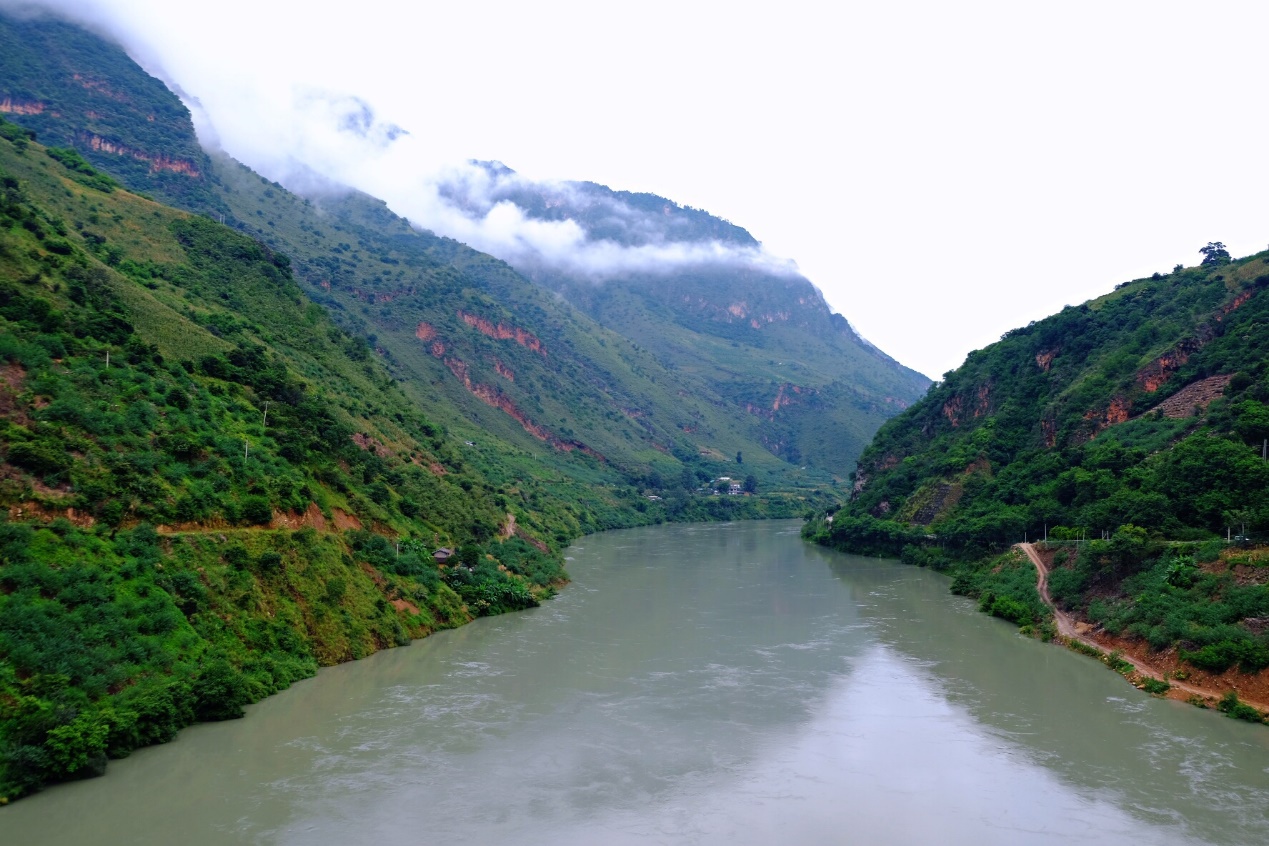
10, 0, 1269, 378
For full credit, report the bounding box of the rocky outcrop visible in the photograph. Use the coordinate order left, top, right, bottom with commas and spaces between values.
458, 311, 546, 356
443, 357, 602, 459
0, 97, 45, 115
942, 383, 991, 427
1135, 339, 1201, 393
72, 73, 128, 101
1143, 374, 1232, 419
79, 132, 200, 176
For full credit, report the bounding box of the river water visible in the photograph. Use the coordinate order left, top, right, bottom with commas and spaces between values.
4, 520, 1269, 844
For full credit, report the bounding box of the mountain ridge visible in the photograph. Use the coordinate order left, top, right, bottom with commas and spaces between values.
0, 9, 928, 480
806, 245, 1269, 719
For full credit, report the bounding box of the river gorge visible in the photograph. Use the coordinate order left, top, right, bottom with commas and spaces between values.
4, 520, 1268, 844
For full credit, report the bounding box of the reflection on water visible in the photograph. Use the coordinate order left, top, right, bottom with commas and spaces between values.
4, 520, 1268, 845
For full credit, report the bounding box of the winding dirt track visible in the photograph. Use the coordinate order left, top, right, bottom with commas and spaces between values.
1016, 542, 1269, 711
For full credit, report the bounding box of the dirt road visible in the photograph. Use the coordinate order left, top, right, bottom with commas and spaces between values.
1017, 542, 1269, 711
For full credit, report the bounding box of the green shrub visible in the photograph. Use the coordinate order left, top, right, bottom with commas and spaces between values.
192, 656, 250, 721
1217, 692, 1266, 723
241, 496, 273, 526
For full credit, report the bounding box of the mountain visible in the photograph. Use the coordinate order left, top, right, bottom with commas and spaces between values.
0, 8, 927, 799
0, 114, 586, 799
806, 246, 1269, 711
0, 12, 224, 214
0, 11, 929, 485
438, 164, 931, 473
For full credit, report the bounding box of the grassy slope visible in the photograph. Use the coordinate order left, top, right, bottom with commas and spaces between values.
0, 122, 578, 800
544, 265, 929, 471
0, 12, 925, 487
807, 252, 1269, 698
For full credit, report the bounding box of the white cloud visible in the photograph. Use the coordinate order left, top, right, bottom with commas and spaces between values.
9, 0, 1269, 378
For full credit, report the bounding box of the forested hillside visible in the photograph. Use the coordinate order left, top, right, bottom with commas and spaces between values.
0, 11, 873, 801
0, 119, 578, 800
0, 12, 928, 483
442, 167, 932, 473
808, 245, 1269, 707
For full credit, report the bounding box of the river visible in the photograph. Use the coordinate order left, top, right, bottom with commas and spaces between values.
4, 520, 1269, 844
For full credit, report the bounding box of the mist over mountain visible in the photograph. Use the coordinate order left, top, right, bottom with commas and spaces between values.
0, 7, 929, 478
0, 2, 824, 301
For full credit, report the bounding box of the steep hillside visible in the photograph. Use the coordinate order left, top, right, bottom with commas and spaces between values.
0, 119, 576, 799
0, 11, 933, 481
443, 168, 932, 473
0, 9, 899, 495
0, 13, 222, 213
807, 245, 1269, 714
208, 157, 818, 494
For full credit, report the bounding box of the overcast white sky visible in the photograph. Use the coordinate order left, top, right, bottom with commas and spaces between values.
16, 0, 1269, 378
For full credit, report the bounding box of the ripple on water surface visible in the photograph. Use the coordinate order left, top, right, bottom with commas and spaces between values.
4, 521, 1269, 845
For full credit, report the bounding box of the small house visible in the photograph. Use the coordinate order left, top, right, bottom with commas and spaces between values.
433, 547, 454, 563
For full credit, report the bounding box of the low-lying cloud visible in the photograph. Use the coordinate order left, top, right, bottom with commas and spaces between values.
4, 0, 801, 282
237, 105, 802, 281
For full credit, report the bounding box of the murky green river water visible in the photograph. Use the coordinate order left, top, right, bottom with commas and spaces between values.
4, 520, 1269, 844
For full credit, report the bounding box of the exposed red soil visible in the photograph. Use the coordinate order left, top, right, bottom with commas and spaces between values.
457, 310, 546, 356
6, 501, 95, 527
1020, 543, 1269, 712
270, 502, 329, 532
81, 133, 200, 176
391, 598, 422, 615
351, 431, 393, 458
331, 509, 361, 531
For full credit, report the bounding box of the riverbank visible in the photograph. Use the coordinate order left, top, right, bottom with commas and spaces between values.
8, 520, 1269, 846
1020, 542, 1269, 717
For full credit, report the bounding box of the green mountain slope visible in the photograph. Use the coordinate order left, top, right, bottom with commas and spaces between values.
0, 11, 927, 485
208, 157, 814, 494
0, 13, 223, 213
808, 246, 1269, 704
0, 119, 577, 799
443, 168, 932, 474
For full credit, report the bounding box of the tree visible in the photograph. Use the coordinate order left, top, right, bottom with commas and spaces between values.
1199, 242, 1230, 265
735, 451, 743, 464
743, 474, 757, 493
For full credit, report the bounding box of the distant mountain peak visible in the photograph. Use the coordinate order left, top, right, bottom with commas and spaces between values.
440, 161, 760, 252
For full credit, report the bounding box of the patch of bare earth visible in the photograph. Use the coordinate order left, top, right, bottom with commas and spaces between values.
270, 502, 329, 532
391, 598, 421, 615
331, 509, 361, 531
1020, 543, 1269, 712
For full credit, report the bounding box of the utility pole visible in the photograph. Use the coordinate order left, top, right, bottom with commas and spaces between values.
105, 349, 109, 369
244, 439, 249, 463
262, 401, 270, 428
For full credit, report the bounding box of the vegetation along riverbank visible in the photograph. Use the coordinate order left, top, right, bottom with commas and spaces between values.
806, 240, 1269, 726
0, 10, 877, 802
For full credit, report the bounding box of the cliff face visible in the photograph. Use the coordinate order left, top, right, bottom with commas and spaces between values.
81, 131, 201, 175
